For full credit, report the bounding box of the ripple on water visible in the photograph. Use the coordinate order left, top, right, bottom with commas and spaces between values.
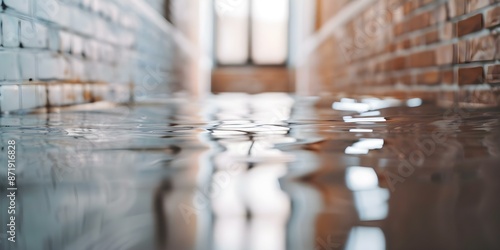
1, 93, 499, 250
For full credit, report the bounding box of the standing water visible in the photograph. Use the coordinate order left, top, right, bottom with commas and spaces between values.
1, 93, 499, 250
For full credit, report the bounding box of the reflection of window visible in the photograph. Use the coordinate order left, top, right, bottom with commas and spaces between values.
216, 0, 289, 65
345, 227, 386, 250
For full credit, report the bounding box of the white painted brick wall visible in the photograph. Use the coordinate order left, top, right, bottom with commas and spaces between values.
0, 85, 20, 112
69, 57, 86, 81
70, 34, 83, 56
1, 0, 188, 113
21, 85, 38, 110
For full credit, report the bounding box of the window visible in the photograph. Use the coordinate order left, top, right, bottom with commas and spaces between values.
215, 0, 289, 65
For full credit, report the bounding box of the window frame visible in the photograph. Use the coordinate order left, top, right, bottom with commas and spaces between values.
213, 0, 291, 67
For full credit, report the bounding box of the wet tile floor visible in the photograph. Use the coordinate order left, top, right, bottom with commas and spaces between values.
1, 93, 500, 250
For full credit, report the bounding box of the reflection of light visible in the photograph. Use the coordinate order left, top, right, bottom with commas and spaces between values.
345, 147, 369, 155
361, 98, 401, 110
216, 0, 249, 18
251, 0, 289, 64
349, 129, 373, 133
353, 139, 384, 149
245, 165, 290, 250
346, 166, 378, 191
333, 102, 370, 113
252, 0, 288, 21
343, 117, 386, 123
345, 139, 384, 155
333, 97, 402, 113
353, 189, 389, 221
359, 111, 381, 117
212, 130, 247, 137
345, 227, 385, 250
245, 166, 290, 214
214, 217, 246, 250
407, 98, 423, 107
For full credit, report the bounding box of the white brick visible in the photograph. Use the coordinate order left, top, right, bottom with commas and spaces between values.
36, 0, 61, 22
1, 14, 20, 47
93, 0, 105, 15
70, 57, 86, 81
71, 7, 94, 36
82, 0, 93, 10
94, 17, 108, 41
122, 30, 135, 48
108, 3, 119, 23
20, 21, 48, 48
83, 39, 98, 60
62, 84, 75, 105
119, 15, 132, 30
48, 29, 60, 51
18, 53, 37, 81
95, 62, 106, 82
86, 61, 97, 82
37, 53, 69, 80
60, 31, 72, 53
97, 63, 112, 82
21, 85, 38, 110
71, 34, 83, 56
100, 43, 115, 63
47, 84, 63, 106
3, 0, 30, 15
116, 62, 132, 84
0, 85, 20, 112
100, 0, 116, 18
0, 51, 20, 81
107, 28, 119, 46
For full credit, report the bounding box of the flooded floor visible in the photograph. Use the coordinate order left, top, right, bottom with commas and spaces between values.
1, 93, 500, 250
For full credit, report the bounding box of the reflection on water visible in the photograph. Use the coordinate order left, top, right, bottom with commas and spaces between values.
1, 93, 500, 250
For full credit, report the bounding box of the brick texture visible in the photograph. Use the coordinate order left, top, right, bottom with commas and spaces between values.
459, 66, 485, 85
487, 65, 500, 84
485, 6, 500, 27
0, 0, 188, 113
457, 14, 483, 37
301, 0, 500, 106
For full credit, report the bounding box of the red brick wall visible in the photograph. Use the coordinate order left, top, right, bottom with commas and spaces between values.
303, 0, 500, 106
315, 0, 352, 29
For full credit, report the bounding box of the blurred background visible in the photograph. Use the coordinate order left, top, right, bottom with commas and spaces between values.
1, 1, 500, 250
1, 0, 498, 112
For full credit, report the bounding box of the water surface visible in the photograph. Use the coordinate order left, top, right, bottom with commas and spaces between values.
1, 93, 500, 250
